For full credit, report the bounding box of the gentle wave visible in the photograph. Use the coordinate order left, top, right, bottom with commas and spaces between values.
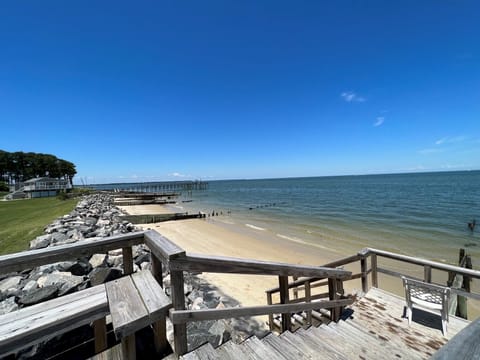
245, 224, 266, 231
276, 233, 329, 250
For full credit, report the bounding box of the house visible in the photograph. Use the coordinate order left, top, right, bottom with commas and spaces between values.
12, 177, 72, 199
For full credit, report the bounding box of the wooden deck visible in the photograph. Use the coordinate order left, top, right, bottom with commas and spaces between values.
343, 287, 470, 359
180, 287, 471, 359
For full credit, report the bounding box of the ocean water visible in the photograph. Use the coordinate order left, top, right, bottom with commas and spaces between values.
96, 171, 480, 268
175, 171, 480, 268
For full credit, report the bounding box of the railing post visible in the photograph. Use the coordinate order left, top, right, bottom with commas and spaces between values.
305, 281, 312, 325
371, 253, 378, 288
292, 276, 299, 300
93, 317, 107, 354
266, 292, 274, 331
171, 270, 188, 355
279, 275, 291, 332
424, 265, 432, 283
360, 256, 368, 293
328, 278, 340, 321
122, 246, 134, 275
151, 255, 168, 354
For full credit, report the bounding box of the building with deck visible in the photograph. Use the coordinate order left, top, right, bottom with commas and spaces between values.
7, 177, 72, 199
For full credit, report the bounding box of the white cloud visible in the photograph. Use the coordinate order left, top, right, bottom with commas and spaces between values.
435, 136, 466, 145
340, 91, 366, 103
373, 117, 384, 127
168, 172, 190, 178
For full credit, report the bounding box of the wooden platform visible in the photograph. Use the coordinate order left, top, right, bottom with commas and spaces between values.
343, 287, 470, 359
181, 287, 471, 360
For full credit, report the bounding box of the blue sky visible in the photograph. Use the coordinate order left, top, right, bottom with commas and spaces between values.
1, 1, 479, 184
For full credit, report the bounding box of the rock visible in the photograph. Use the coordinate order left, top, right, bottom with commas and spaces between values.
0, 297, 18, 315
134, 252, 150, 265
140, 262, 151, 271
208, 320, 226, 345
85, 217, 98, 226
88, 268, 122, 286
69, 261, 92, 276
30, 234, 52, 249
22, 280, 38, 292
50, 232, 67, 245
37, 272, 84, 295
108, 249, 123, 256
107, 255, 123, 268
18, 285, 59, 306
0, 276, 23, 295
89, 254, 107, 268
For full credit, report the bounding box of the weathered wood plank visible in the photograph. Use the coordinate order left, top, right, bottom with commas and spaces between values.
261, 333, 305, 359
0, 232, 145, 274
365, 248, 480, 279
88, 343, 123, 360
170, 253, 352, 279
184, 342, 220, 359
131, 271, 171, 320
170, 270, 188, 356
170, 298, 354, 324
0, 284, 108, 357
144, 230, 185, 263
431, 317, 480, 359
106, 276, 149, 339
279, 276, 291, 332
122, 247, 134, 275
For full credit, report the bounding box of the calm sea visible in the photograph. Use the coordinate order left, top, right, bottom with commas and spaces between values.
97, 171, 480, 268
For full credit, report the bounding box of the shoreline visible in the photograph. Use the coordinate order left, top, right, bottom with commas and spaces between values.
119, 203, 480, 319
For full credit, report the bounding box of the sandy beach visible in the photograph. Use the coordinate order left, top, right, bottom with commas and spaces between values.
118, 203, 480, 319
119, 204, 381, 306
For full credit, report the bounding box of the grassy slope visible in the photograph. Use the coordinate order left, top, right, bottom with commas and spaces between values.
0, 197, 77, 255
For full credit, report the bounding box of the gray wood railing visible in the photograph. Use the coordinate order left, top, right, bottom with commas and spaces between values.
268, 247, 480, 332
0, 230, 354, 357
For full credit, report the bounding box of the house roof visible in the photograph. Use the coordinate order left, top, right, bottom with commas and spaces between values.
24, 177, 65, 183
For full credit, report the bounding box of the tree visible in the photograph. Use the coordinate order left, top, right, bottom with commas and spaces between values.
0, 150, 77, 184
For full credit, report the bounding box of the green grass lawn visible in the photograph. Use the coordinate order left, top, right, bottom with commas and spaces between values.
0, 197, 77, 255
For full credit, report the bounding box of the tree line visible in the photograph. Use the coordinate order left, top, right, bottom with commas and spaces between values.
0, 150, 76, 185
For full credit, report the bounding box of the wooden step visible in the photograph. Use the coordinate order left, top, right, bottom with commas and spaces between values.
215, 340, 245, 360
182, 342, 219, 360
242, 336, 285, 359
279, 331, 316, 359
295, 328, 347, 360
261, 333, 308, 359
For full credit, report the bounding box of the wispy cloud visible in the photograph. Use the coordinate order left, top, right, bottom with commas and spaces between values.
373, 117, 384, 127
418, 148, 444, 155
435, 136, 466, 145
168, 172, 190, 178
340, 91, 366, 103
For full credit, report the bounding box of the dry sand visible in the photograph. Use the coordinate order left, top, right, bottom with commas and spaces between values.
120, 203, 479, 319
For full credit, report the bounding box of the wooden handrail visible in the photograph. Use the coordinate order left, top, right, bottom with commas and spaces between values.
266, 253, 363, 294
144, 229, 186, 263
169, 297, 354, 324
363, 248, 480, 279
169, 253, 352, 279
0, 232, 146, 274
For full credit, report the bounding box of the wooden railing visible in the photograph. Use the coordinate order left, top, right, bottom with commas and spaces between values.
269, 247, 480, 332
0, 230, 354, 357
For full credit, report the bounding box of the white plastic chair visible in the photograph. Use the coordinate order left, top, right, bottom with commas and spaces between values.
401, 276, 451, 335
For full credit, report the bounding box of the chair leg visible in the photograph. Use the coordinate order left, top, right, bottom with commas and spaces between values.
441, 318, 447, 336
406, 305, 412, 325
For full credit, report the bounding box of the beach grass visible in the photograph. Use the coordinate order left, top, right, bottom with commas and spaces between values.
0, 197, 77, 255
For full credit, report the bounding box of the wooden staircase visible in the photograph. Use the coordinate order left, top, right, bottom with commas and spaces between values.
180, 318, 414, 359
